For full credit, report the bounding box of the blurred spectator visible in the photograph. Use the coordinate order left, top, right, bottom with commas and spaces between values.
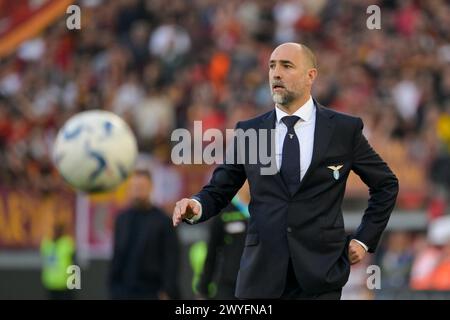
108, 169, 180, 299
375, 232, 414, 295
149, 18, 191, 63
196, 182, 250, 299
410, 216, 450, 291
132, 85, 175, 151
40, 222, 76, 300
428, 107, 450, 219
273, 0, 304, 43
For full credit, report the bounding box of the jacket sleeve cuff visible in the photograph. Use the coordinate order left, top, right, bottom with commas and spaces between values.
353, 239, 369, 252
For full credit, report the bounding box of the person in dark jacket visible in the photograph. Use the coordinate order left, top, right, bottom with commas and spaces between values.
197, 183, 250, 299
109, 169, 180, 299
173, 43, 399, 299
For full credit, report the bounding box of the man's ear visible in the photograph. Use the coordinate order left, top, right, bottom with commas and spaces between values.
307, 68, 318, 85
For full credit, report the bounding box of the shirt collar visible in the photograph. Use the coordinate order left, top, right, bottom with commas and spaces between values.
275, 96, 314, 124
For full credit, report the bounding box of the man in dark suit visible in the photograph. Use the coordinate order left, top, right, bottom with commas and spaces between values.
173, 43, 399, 299
109, 170, 180, 299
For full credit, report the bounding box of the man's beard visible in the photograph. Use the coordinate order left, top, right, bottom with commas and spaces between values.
272, 89, 297, 106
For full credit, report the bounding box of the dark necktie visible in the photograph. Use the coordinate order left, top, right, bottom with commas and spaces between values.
280, 116, 300, 195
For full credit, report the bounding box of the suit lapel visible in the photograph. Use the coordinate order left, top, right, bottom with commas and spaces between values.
294, 102, 335, 194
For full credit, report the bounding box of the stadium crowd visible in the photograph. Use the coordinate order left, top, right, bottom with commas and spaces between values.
1, 0, 449, 297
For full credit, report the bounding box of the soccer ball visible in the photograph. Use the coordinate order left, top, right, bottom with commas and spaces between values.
52, 110, 138, 193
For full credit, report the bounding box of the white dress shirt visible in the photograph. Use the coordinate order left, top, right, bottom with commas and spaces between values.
274, 95, 315, 181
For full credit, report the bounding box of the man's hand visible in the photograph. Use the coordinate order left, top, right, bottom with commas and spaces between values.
348, 239, 367, 265
172, 198, 200, 227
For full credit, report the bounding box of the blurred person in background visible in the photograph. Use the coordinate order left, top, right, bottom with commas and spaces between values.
196, 182, 250, 299
374, 231, 414, 299
410, 216, 450, 291
428, 109, 450, 220
40, 222, 76, 300
109, 169, 180, 299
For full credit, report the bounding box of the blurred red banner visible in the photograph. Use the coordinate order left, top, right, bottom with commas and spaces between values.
0, 188, 75, 249
0, 0, 74, 57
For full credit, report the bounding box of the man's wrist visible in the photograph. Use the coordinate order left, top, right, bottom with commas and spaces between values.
353, 239, 368, 252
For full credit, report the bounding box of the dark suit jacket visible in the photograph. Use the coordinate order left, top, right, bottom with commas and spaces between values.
109, 205, 180, 299
192, 101, 399, 299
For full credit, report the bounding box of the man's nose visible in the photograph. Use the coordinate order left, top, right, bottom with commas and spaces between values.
273, 74, 281, 80
271, 65, 282, 80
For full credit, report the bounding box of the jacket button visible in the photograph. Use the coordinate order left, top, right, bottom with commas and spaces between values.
287, 227, 292, 233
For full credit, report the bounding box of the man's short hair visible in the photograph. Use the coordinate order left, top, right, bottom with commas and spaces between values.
300, 44, 317, 69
